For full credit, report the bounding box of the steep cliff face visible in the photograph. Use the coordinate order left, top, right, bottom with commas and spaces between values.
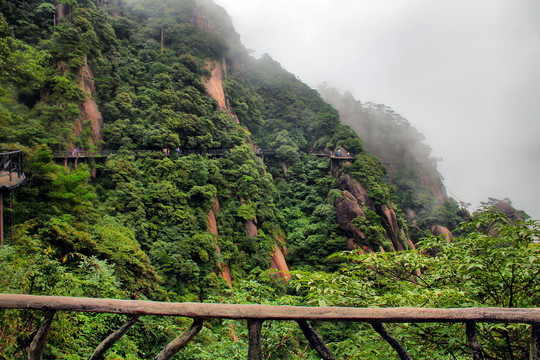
76, 58, 103, 147
378, 204, 405, 251
203, 60, 228, 110
208, 198, 232, 286
270, 236, 291, 281
335, 190, 366, 248
419, 165, 447, 204
335, 174, 408, 252
337, 174, 375, 211
192, 6, 210, 31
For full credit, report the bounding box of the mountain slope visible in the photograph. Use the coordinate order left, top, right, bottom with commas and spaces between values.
0, 0, 473, 357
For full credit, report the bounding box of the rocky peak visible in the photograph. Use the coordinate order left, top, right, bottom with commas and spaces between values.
377, 205, 405, 251
337, 174, 375, 211
336, 174, 410, 252
335, 190, 366, 248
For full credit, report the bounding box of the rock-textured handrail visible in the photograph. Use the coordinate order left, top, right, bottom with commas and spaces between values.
1, 294, 540, 323
1, 294, 539, 360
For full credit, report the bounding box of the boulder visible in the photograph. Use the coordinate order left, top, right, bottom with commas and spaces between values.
338, 174, 375, 211
335, 190, 366, 245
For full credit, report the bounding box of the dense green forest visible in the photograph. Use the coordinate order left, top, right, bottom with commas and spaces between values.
0, 0, 538, 359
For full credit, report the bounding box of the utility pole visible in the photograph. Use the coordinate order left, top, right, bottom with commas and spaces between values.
0, 192, 3, 246
161, 27, 164, 54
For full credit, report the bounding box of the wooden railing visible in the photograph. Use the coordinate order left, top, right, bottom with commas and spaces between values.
1, 294, 539, 360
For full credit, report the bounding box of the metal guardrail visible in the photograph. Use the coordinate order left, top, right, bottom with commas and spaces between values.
1, 294, 539, 360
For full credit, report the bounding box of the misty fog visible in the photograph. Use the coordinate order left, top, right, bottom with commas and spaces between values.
213, 0, 540, 218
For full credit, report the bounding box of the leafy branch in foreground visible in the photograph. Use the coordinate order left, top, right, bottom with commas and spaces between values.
290, 206, 540, 359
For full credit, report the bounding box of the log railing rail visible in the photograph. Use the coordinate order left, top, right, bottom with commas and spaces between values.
1, 294, 539, 360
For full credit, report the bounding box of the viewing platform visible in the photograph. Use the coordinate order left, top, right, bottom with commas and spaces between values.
0, 150, 25, 191
0, 149, 25, 246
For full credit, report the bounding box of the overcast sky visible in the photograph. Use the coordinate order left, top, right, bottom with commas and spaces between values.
213, 0, 540, 219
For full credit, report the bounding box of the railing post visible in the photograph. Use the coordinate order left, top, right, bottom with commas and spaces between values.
89, 315, 140, 360
531, 323, 540, 360
247, 320, 263, 360
371, 322, 412, 360
28, 310, 56, 360
466, 322, 484, 360
154, 318, 203, 360
297, 320, 336, 360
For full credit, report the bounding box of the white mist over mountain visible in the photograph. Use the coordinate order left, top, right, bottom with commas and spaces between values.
213, 0, 540, 218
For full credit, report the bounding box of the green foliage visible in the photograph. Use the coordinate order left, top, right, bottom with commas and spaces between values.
353, 209, 391, 250
343, 153, 394, 206
0, 1, 504, 358
291, 206, 540, 358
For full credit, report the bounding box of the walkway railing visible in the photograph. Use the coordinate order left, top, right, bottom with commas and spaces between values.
0, 149, 25, 191
1, 294, 539, 360
52, 149, 357, 159
53, 149, 247, 158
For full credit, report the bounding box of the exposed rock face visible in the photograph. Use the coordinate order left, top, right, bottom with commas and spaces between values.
203, 60, 241, 124
491, 200, 528, 221
75, 58, 103, 147
192, 6, 210, 30
204, 60, 227, 110
378, 205, 405, 251
420, 167, 447, 204
405, 233, 417, 250
335, 190, 366, 246
431, 225, 453, 240
336, 173, 410, 252
337, 174, 375, 211
405, 208, 418, 228
270, 243, 291, 281
245, 219, 258, 238
208, 199, 232, 286
208, 209, 218, 238
347, 240, 375, 253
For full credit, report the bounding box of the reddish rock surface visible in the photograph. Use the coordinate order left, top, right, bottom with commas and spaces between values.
378, 205, 405, 251
221, 264, 232, 287
337, 174, 375, 211
419, 167, 447, 204
335, 190, 366, 245
270, 243, 291, 281
208, 203, 232, 286
203, 60, 227, 110
245, 220, 258, 238
431, 225, 453, 240
208, 209, 218, 238
74, 58, 103, 147
192, 6, 210, 30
